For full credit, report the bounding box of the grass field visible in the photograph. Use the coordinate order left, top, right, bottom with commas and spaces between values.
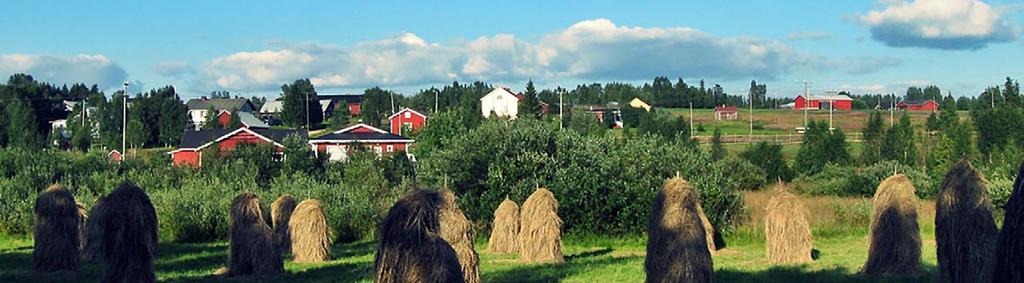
662, 108, 938, 138
0, 191, 941, 282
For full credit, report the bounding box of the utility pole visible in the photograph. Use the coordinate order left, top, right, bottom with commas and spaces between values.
305, 92, 310, 129
81, 100, 86, 127
688, 102, 693, 133
748, 88, 753, 140
890, 93, 895, 127
121, 82, 127, 156
434, 90, 438, 113
559, 89, 564, 129
390, 91, 396, 115
828, 96, 834, 131
803, 81, 810, 129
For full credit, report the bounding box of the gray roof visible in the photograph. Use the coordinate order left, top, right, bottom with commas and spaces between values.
237, 112, 269, 128
186, 98, 254, 111
261, 100, 283, 113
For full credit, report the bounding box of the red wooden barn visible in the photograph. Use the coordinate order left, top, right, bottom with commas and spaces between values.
897, 99, 939, 112
168, 127, 307, 167
308, 123, 414, 161
388, 108, 427, 135
794, 94, 853, 110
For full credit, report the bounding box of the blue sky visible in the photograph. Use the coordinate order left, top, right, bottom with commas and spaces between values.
1, 0, 1022, 99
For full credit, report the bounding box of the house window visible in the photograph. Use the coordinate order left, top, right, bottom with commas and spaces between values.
387, 145, 394, 152
404, 112, 411, 118
374, 146, 383, 155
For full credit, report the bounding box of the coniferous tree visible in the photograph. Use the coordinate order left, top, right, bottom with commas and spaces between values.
203, 107, 220, 129
360, 87, 393, 128
710, 128, 725, 161
860, 111, 885, 164
5, 99, 41, 149
227, 111, 243, 129
520, 80, 543, 119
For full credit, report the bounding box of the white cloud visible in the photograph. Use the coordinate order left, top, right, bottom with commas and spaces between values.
859, 0, 1018, 50
195, 19, 842, 91
0, 54, 128, 89
787, 31, 831, 41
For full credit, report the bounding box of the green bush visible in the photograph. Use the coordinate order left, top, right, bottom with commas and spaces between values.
740, 141, 793, 183
793, 161, 934, 198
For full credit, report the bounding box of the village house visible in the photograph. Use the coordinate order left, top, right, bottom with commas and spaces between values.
388, 108, 427, 135
168, 121, 306, 167
308, 123, 414, 161
793, 93, 853, 110
574, 103, 623, 128
185, 97, 256, 129
897, 99, 939, 112
714, 105, 739, 120
629, 97, 652, 111
480, 87, 520, 119
213, 110, 271, 129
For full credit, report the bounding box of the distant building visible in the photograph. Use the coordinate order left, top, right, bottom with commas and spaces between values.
168, 127, 307, 167
574, 103, 622, 128
897, 99, 939, 112
319, 94, 364, 116
108, 150, 123, 163
308, 123, 414, 161
481, 87, 520, 119
214, 110, 270, 129
793, 93, 853, 110
714, 105, 739, 120
185, 97, 256, 129
388, 108, 427, 136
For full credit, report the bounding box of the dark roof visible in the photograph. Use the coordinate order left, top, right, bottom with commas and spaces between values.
901, 99, 937, 106
178, 127, 307, 149
318, 94, 363, 104
185, 98, 253, 111
311, 131, 413, 143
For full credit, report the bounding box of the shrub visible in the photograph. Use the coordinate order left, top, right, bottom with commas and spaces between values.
740, 141, 794, 182
793, 161, 934, 198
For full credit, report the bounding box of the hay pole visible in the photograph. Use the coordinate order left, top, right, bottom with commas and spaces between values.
862, 174, 921, 276
935, 159, 998, 282
644, 177, 713, 283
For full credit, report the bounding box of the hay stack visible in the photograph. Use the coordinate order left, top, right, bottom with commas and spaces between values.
862, 174, 921, 275
271, 194, 297, 254
32, 184, 81, 272
487, 198, 520, 254
100, 182, 158, 283
991, 162, 1024, 282
519, 188, 564, 263
228, 192, 284, 277
439, 190, 480, 283
696, 203, 716, 254
81, 196, 107, 262
374, 189, 465, 283
764, 190, 813, 264
289, 199, 331, 263
935, 159, 998, 282
645, 178, 713, 283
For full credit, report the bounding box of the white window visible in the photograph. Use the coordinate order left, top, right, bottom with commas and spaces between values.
374, 146, 383, 155
387, 145, 394, 152
404, 112, 411, 118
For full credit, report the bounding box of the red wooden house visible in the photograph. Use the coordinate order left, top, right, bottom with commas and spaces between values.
388, 108, 427, 135
713, 105, 739, 120
168, 127, 307, 167
308, 123, 414, 161
897, 99, 939, 112
794, 94, 853, 110
214, 110, 271, 128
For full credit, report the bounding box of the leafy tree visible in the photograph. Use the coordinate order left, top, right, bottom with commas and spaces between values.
280, 79, 322, 128
794, 120, 850, 175
281, 134, 319, 175
227, 111, 243, 129
925, 112, 940, 131
157, 88, 188, 146
519, 80, 543, 119
568, 109, 605, 136
5, 99, 40, 149
125, 119, 147, 150
971, 106, 1024, 155
412, 111, 466, 159
741, 141, 793, 182
601, 108, 616, 129
327, 103, 351, 130
360, 87, 393, 127
861, 111, 885, 164
881, 113, 916, 165
710, 128, 725, 161
203, 107, 220, 129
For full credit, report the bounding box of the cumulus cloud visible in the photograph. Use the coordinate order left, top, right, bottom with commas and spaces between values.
0, 54, 128, 88
859, 0, 1019, 50
787, 31, 831, 41
196, 19, 832, 91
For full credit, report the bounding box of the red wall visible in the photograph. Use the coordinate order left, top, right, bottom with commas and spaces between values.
390, 111, 426, 134
794, 96, 851, 110
217, 111, 231, 128
172, 130, 282, 167
901, 101, 939, 112
349, 103, 362, 116
172, 151, 200, 167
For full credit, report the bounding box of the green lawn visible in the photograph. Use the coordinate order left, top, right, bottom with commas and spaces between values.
0, 192, 941, 283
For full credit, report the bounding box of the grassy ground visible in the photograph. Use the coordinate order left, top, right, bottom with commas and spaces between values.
0, 191, 940, 282
662, 108, 938, 138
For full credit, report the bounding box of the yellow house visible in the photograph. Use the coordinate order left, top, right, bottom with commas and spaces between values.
629, 98, 651, 111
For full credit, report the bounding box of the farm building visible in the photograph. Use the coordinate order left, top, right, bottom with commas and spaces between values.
629, 97, 652, 111
574, 103, 623, 128
793, 93, 853, 110
108, 150, 123, 163
388, 108, 427, 135
481, 87, 520, 119
168, 127, 307, 167
308, 123, 414, 161
319, 94, 363, 116
186, 97, 256, 129
213, 110, 271, 129
897, 100, 939, 112
714, 105, 739, 120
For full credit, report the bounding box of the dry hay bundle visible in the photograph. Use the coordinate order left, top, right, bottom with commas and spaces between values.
764, 190, 813, 264
935, 159, 998, 282
696, 202, 717, 254
486, 198, 520, 254
228, 192, 284, 277
519, 188, 564, 263
862, 174, 921, 275
289, 199, 331, 263
991, 162, 1024, 282
439, 190, 480, 283
644, 178, 713, 283
374, 189, 465, 283
100, 182, 159, 283
271, 194, 297, 254
81, 196, 108, 262
32, 184, 81, 272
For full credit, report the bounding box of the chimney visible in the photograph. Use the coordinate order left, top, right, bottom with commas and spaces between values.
201, 96, 208, 101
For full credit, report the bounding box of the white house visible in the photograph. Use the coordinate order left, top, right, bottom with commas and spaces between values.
480, 87, 519, 119
185, 97, 256, 129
